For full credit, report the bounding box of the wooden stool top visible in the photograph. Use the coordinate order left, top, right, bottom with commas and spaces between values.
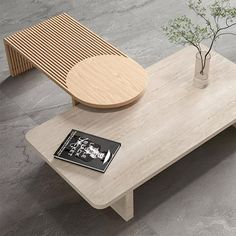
4, 13, 148, 108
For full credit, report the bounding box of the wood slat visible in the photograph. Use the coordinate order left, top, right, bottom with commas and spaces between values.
22, 27, 72, 72
41, 19, 94, 60
11, 30, 69, 75
6, 13, 125, 63
3, 13, 144, 108
29, 22, 81, 66
52, 17, 108, 57
59, 15, 122, 56
7, 36, 67, 79
63, 13, 126, 56
13, 30, 70, 75
4, 42, 33, 77
5, 39, 67, 88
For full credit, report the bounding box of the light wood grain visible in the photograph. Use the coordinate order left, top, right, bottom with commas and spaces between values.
4, 40, 33, 76
111, 191, 134, 221
67, 55, 147, 108
4, 13, 147, 108
4, 42, 14, 76
25, 46, 236, 220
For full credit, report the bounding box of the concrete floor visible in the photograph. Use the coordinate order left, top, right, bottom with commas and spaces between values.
1, 0, 236, 235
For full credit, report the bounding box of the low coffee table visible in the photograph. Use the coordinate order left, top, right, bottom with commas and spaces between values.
4, 13, 147, 108
26, 46, 236, 221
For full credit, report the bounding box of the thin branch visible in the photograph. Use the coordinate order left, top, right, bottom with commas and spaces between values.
217, 32, 236, 37
181, 33, 202, 55
200, 34, 216, 74
197, 45, 204, 71
198, 43, 202, 52
179, 33, 204, 71
216, 15, 220, 28
200, 33, 215, 42
213, 16, 219, 30
218, 22, 236, 32
226, 17, 230, 27
200, 15, 215, 34
182, 35, 199, 49
191, 7, 215, 34
199, 18, 236, 74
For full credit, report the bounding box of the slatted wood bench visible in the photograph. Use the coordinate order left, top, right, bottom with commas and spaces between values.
4, 13, 147, 108
26, 47, 236, 221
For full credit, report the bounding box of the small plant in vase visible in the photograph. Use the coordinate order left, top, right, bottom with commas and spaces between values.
162, 0, 236, 88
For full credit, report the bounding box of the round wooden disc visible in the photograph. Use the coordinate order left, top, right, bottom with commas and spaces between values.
66, 55, 148, 108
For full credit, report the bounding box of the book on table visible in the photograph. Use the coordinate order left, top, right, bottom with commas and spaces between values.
54, 129, 121, 173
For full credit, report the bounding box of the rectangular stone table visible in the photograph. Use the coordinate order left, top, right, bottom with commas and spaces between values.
26, 46, 236, 221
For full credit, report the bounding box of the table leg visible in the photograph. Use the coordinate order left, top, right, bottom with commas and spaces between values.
4, 41, 33, 77
71, 97, 79, 106
111, 191, 134, 221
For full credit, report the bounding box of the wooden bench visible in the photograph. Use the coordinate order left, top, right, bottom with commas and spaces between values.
25, 46, 236, 221
4, 13, 147, 108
